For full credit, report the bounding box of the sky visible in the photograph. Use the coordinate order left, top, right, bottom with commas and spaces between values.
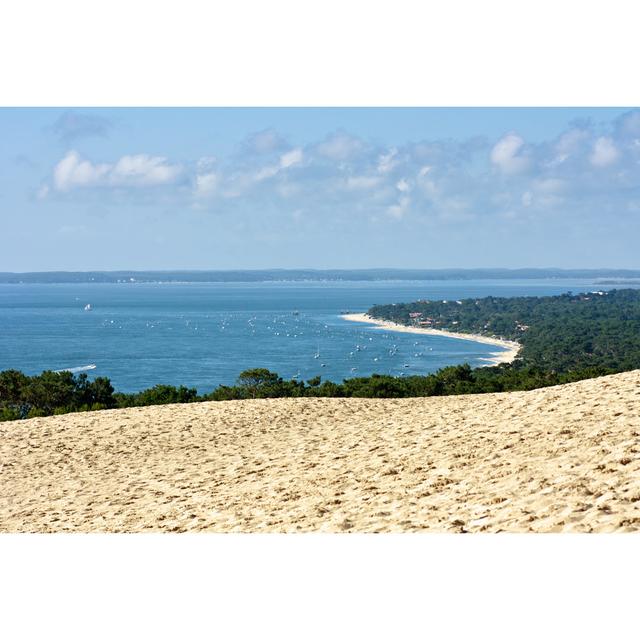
1, 107, 639, 271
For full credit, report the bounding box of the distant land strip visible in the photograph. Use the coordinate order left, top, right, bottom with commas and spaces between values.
2, 268, 640, 284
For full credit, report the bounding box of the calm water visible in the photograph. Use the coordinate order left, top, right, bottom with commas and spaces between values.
0, 279, 629, 392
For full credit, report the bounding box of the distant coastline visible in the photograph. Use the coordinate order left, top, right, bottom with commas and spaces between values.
342, 313, 521, 366
2, 267, 640, 284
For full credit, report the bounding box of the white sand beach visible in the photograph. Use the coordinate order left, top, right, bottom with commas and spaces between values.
1, 370, 639, 533
342, 313, 521, 365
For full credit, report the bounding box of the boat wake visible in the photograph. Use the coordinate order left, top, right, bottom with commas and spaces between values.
54, 364, 97, 373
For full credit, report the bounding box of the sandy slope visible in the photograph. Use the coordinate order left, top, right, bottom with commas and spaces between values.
1, 371, 639, 533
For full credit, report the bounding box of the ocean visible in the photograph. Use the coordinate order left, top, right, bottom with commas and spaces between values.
0, 278, 631, 392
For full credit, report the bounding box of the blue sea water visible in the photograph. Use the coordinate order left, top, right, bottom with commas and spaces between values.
0, 279, 631, 392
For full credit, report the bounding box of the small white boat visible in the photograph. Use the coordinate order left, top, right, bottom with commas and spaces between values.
84, 303, 92, 311
55, 364, 96, 373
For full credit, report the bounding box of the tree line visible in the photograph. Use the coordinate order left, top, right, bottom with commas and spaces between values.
0, 363, 615, 422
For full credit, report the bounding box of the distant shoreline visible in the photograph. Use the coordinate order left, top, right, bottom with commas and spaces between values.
341, 313, 521, 366
2, 267, 640, 285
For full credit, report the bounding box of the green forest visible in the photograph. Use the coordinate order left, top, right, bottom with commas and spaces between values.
369, 288, 640, 372
2, 289, 639, 421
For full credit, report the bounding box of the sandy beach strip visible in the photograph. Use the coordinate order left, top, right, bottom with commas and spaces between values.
1, 370, 639, 533
342, 313, 521, 365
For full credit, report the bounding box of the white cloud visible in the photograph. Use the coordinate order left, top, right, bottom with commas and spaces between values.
417, 166, 438, 197
491, 134, 530, 174
239, 148, 304, 189
377, 148, 398, 174
197, 156, 217, 172
51, 110, 112, 142
388, 196, 410, 219
254, 165, 279, 182
110, 155, 183, 186
533, 178, 566, 193
317, 132, 364, 160
589, 137, 619, 167
52, 150, 182, 192
615, 110, 640, 137
40, 110, 640, 227
345, 175, 381, 190
279, 147, 303, 169
547, 128, 590, 167
556, 128, 589, 155
194, 172, 218, 198
53, 150, 110, 191
245, 129, 288, 154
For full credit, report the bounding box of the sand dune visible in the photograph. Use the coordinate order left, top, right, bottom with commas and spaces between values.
1, 371, 639, 532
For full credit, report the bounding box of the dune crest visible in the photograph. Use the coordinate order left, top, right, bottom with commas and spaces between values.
2, 371, 639, 532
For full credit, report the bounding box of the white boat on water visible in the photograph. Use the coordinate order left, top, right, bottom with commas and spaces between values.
84, 303, 92, 311
54, 364, 97, 373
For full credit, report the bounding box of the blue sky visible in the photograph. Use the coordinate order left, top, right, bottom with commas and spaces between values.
1, 107, 639, 271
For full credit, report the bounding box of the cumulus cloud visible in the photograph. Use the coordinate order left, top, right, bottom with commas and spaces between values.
246, 148, 303, 184
377, 148, 398, 174
110, 155, 183, 186
388, 196, 410, 219
51, 110, 112, 142
51, 150, 182, 192
39, 109, 640, 226
279, 148, 303, 169
53, 151, 110, 191
589, 137, 619, 167
316, 132, 365, 160
614, 109, 640, 138
546, 128, 590, 167
345, 175, 382, 190
491, 134, 531, 174
243, 129, 289, 154
194, 172, 218, 198
253, 165, 279, 182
